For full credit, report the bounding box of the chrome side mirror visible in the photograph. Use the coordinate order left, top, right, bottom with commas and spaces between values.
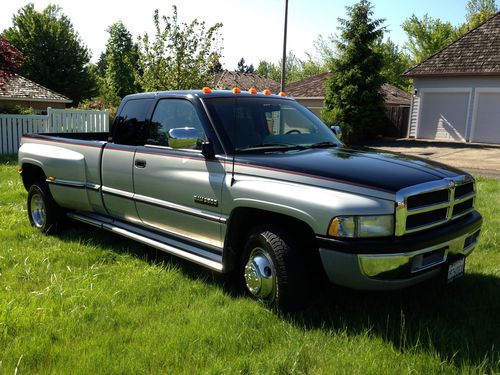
331, 125, 342, 139
168, 127, 203, 150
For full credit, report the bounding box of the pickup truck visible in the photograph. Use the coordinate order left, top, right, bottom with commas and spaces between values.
18, 89, 482, 311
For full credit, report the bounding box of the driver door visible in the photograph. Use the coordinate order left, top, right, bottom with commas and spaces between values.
133, 98, 226, 251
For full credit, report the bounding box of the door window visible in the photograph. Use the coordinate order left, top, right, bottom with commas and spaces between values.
148, 99, 206, 149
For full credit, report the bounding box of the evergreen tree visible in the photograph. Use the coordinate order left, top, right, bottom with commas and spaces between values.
322, 0, 386, 144
236, 58, 254, 73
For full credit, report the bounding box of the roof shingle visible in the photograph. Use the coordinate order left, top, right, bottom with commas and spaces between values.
404, 12, 500, 77
212, 70, 280, 92
286, 72, 412, 105
0, 73, 71, 103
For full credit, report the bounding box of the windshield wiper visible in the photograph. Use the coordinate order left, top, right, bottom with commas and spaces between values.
307, 141, 338, 149
235, 143, 307, 153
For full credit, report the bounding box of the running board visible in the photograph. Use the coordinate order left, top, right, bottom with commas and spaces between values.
67, 212, 224, 272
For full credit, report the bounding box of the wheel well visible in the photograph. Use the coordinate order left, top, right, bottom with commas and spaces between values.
224, 207, 318, 272
21, 163, 47, 191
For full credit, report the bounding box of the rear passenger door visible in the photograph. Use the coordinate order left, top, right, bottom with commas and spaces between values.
101, 98, 153, 222
133, 98, 226, 251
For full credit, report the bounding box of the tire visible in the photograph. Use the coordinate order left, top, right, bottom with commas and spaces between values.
242, 225, 311, 311
27, 182, 63, 234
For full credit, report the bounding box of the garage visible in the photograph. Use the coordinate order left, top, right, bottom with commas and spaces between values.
471, 91, 500, 144
417, 91, 470, 141
404, 12, 500, 145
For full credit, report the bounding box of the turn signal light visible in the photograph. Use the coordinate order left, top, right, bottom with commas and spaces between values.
232, 87, 241, 94
262, 89, 271, 95
202, 87, 212, 94
278, 91, 287, 97
248, 88, 257, 94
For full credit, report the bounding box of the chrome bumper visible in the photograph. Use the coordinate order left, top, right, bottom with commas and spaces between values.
319, 227, 480, 290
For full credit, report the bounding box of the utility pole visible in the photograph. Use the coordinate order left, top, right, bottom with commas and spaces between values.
280, 0, 289, 92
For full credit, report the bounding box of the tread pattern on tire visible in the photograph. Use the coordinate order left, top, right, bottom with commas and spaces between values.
244, 225, 311, 312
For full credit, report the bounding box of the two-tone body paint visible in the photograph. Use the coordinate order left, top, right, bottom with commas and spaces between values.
18, 90, 481, 282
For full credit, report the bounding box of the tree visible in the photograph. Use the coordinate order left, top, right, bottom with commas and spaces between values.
100, 21, 139, 105
137, 6, 223, 91
374, 39, 412, 90
322, 0, 386, 144
237, 58, 254, 73
0, 38, 24, 89
460, 0, 498, 32
402, 14, 457, 64
207, 52, 223, 74
2, 4, 96, 104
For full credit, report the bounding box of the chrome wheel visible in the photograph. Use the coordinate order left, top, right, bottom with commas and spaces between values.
30, 192, 46, 228
244, 247, 276, 299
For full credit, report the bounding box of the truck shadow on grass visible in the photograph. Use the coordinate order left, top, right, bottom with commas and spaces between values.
59, 222, 499, 372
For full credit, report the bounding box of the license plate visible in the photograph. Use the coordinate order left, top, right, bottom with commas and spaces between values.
447, 257, 465, 283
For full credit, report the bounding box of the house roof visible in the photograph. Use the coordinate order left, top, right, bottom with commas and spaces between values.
212, 70, 280, 92
286, 72, 412, 106
404, 12, 500, 77
0, 73, 72, 103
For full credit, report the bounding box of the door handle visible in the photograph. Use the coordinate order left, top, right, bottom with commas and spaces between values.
135, 159, 147, 168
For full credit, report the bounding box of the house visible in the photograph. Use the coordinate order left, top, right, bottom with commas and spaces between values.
286, 72, 412, 136
212, 70, 280, 92
0, 73, 71, 113
404, 12, 500, 144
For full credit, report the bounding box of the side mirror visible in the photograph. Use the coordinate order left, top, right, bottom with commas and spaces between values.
168, 127, 202, 149
201, 141, 215, 159
331, 125, 342, 139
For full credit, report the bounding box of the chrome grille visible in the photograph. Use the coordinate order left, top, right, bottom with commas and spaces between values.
395, 176, 476, 236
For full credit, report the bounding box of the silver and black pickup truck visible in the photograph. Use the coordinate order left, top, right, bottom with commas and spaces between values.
18, 89, 482, 310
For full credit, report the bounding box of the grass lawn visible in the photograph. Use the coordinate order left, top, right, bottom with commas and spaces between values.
0, 154, 498, 374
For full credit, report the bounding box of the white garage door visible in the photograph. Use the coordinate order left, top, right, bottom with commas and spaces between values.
471, 92, 500, 144
418, 92, 469, 141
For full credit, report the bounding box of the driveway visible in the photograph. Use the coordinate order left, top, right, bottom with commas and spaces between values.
366, 139, 500, 178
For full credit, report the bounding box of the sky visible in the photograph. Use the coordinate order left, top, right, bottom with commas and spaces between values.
0, 0, 481, 70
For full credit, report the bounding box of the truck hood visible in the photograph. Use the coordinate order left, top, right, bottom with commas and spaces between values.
234, 147, 467, 193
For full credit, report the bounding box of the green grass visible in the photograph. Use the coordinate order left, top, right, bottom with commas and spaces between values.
0, 154, 499, 374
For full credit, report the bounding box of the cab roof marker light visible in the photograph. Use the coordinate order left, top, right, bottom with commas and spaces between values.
232, 87, 241, 94
202, 87, 212, 94
278, 91, 287, 97
248, 88, 257, 94
262, 89, 272, 95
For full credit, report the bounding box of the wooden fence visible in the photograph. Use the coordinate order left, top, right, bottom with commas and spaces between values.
385, 105, 410, 138
0, 108, 109, 155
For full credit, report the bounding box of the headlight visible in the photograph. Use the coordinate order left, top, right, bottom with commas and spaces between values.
328, 215, 394, 238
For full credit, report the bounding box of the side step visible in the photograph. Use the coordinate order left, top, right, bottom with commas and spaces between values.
67, 212, 224, 272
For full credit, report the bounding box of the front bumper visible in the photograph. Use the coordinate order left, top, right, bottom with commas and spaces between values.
317, 211, 482, 290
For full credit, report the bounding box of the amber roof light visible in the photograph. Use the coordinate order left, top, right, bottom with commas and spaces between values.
248, 88, 257, 94
202, 87, 212, 94
232, 87, 241, 94
262, 89, 271, 95
278, 91, 287, 97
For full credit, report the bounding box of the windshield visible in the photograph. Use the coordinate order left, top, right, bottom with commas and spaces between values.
203, 97, 342, 153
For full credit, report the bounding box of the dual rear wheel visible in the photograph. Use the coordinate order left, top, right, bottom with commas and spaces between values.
27, 182, 62, 234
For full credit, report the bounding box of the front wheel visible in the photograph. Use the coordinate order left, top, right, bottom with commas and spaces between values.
242, 226, 310, 311
27, 182, 62, 234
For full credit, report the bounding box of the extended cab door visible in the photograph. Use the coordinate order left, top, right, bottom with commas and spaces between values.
133, 98, 226, 250
101, 98, 153, 222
